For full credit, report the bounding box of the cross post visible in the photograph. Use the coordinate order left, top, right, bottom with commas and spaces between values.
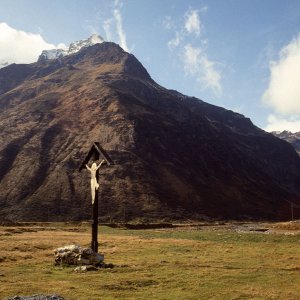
91, 151, 99, 252
79, 142, 113, 253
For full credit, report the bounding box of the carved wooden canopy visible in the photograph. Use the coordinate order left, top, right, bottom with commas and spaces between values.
79, 142, 113, 171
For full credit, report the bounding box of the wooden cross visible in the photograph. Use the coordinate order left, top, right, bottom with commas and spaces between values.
79, 142, 113, 253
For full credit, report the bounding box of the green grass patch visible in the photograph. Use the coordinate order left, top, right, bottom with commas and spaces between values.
99, 225, 299, 243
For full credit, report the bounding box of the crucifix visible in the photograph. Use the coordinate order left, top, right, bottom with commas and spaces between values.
79, 142, 113, 253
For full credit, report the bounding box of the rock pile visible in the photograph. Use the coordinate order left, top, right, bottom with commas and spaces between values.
54, 244, 104, 266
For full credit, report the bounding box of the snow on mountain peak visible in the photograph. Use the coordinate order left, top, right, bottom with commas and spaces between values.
0, 61, 9, 68
68, 34, 104, 54
38, 34, 104, 62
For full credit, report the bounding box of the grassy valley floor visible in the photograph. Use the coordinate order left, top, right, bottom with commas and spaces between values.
0, 222, 299, 299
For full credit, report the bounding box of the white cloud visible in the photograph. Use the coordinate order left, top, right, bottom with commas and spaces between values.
102, 0, 129, 52
103, 18, 113, 41
166, 7, 222, 96
264, 114, 300, 133
200, 6, 208, 13
183, 44, 222, 96
199, 55, 222, 94
113, 1, 129, 52
262, 34, 300, 114
163, 16, 173, 30
86, 25, 99, 36
184, 9, 201, 36
183, 44, 201, 75
167, 8, 202, 50
168, 31, 182, 50
0, 22, 58, 67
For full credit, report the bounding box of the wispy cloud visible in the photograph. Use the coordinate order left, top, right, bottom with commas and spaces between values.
184, 9, 201, 36
183, 44, 201, 75
168, 31, 183, 50
0, 22, 63, 67
102, 0, 129, 52
113, 0, 129, 52
103, 18, 113, 42
184, 44, 222, 96
164, 8, 222, 97
163, 16, 173, 30
85, 23, 99, 36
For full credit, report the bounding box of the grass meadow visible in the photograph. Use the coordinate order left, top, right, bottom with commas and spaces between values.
0, 223, 299, 299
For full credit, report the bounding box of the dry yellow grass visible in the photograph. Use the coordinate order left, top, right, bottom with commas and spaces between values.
0, 223, 299, 300
271, 220, 300, 231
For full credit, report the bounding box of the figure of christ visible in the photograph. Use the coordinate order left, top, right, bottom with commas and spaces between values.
86, 159, 105, 204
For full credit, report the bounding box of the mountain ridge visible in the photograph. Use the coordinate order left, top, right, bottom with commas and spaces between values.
0, 41, 300, 221
272, 131, 300, 156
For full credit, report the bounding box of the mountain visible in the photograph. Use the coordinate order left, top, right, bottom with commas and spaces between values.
272, 131, 300, 156
0, 41, 300, 222
0, 61, 9, 69
38, 34, 104, 61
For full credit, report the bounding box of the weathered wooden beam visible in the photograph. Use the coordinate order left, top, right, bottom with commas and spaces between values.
79, 142, 113, 171
94, 142, 113, 166
79, 142, 112, 254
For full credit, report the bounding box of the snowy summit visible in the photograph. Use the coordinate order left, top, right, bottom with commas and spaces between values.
38, 34, 104, 61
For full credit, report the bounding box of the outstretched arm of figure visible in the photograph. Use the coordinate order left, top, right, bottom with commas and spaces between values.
85, 164, 91, 171
96, 159, 105, 170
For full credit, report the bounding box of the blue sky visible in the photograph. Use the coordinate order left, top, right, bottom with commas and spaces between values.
1, 0, 300, 132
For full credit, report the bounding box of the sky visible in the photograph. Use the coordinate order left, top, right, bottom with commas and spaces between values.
1, 0, 300, 132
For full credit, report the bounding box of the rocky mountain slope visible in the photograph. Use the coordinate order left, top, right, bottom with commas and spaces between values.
0, 42, 300, 221
272, 131, 300, 156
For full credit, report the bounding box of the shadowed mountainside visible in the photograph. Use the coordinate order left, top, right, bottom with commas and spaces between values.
272, 131, 300, 156
1, 42, 300, 221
